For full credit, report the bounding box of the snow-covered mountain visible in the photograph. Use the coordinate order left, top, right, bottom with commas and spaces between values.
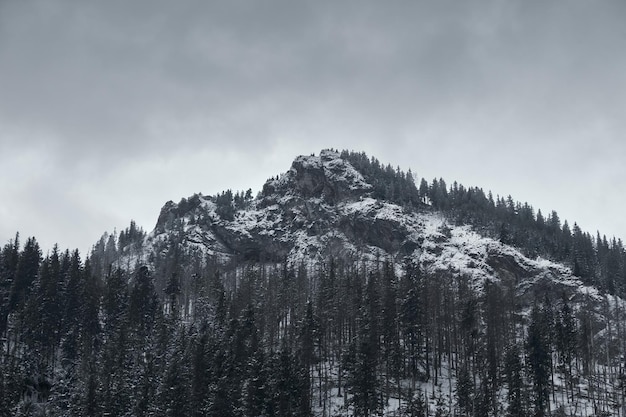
95, 149, 626, 416
123, 149, 600, 304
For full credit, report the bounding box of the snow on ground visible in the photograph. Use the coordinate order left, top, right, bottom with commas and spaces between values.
417, 214, 498, 289
309, 355, 625, 416
413, 212, 609, 303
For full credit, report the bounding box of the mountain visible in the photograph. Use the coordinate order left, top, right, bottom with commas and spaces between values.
87, 149, 624, 415
4, 149, 626, 416
150, 149, 407, 264
115, 149, 608, 303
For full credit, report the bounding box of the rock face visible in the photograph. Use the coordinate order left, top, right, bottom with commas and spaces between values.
122, 149, 606, 308
261, 150, 372, 204
139, 150, 421, 266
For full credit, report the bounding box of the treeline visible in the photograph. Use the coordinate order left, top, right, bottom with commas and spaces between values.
2, 233, 625, 416
0, 235, 308, 416
340, 150, 626, 298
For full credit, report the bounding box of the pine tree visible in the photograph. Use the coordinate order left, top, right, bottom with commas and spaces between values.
381, 261, 401, 402
129, 265, 159, 337
159, 328, 191, 417
100, 268, 131, 416
526, 305, 551, 417
127, 266, 163, 417
296, 300, 315, 413
0, 233, 19, 337
22, 248, 64, 383
555, 295, 577, 401
61, 249, 82, 364
345, 272, 383, 417
9, 237, 41, 313
457, 365, 474, 416
504, 344, 526, 417
189, 328, 212, 416
400, 260, 425, 385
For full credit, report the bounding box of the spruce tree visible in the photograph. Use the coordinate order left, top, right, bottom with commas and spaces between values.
526, 305, 551, 417
504, 344, 526, 417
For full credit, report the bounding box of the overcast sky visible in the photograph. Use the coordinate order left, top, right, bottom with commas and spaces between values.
1, 0, 625, 255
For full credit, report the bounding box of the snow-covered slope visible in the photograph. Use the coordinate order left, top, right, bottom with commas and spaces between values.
116, 150, 604, 309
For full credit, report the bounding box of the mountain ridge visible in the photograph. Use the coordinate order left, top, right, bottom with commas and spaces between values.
109, 149, 614, 307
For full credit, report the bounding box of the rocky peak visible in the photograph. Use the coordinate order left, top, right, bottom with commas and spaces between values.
261, 149, 372, 204
154, 194, 205, 233
112, 149, 619, 346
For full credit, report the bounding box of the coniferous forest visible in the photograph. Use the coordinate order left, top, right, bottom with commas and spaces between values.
2, 152, 626, 416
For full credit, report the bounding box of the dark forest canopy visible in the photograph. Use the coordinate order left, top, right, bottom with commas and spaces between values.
1, 240, 625, 416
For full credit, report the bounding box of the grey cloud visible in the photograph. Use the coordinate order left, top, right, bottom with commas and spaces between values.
3, 0, 624, 155
1, 0, 626, 250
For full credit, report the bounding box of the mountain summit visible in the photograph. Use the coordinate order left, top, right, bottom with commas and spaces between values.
114, 150, 604, 305
149, 149, 408, 264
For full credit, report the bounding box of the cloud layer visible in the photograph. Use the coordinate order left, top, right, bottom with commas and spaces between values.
1, 0, 625, 253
